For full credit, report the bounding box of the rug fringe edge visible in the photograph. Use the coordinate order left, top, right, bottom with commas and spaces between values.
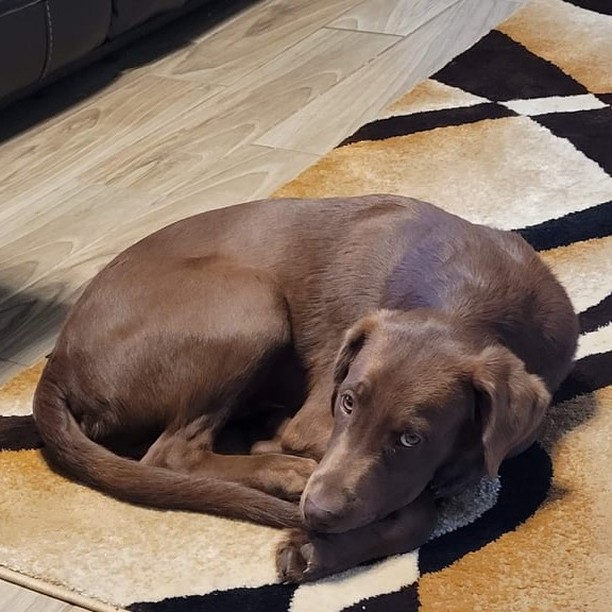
0, 566, 123, 612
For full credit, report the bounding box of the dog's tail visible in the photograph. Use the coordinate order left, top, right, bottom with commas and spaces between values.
0, 415, 43, 450
32, 369, 303, 530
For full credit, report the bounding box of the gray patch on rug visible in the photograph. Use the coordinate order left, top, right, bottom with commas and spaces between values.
431, 477, 501, 539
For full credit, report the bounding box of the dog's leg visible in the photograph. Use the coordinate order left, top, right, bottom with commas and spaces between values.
276, 490, 437, 582
111, 259, 319, 501
194, 452, 317, 502
142, 424, 316, 501
275, 375, 335, 461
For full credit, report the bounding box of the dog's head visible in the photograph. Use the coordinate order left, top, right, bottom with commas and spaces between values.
301, 309, 550, 533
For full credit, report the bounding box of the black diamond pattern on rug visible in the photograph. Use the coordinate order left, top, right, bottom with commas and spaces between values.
128, 584, 297, 612
598, 93, 612, 106
535, 107, 612, 173
580, 294, 612, 334
342, 584, 420, 612
339, 102, 515, 146
433, 30, 587, 102
565, 0, 612, 15
516, 200, 612, 251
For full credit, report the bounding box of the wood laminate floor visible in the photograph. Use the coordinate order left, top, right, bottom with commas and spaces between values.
0, 0, 523, 609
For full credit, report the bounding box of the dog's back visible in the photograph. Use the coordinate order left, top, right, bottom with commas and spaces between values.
92, 193, 577, 392
379, 205, 578, 391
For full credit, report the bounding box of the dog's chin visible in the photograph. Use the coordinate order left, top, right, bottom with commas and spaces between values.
304, 515, 377, 534
302, 509, 378, 534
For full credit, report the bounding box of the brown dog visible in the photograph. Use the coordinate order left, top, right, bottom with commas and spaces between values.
32, 195, 578, 582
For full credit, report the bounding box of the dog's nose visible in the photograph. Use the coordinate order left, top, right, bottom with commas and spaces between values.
302, 494, 344, 531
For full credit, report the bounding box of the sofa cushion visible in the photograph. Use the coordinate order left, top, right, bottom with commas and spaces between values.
45, 0, 112, 74
109, 0, 186, 37
0, 0, 47, 98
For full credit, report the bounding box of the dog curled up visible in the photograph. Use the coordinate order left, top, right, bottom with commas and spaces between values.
31, 195, 578, 581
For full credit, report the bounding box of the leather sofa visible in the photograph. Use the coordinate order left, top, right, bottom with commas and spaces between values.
0, 0, 236, 108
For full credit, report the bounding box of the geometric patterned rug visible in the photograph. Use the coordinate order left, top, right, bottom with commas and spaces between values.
0, 0, 610, 610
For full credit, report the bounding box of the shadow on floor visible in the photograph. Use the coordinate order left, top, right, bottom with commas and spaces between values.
0, 282, 71, 364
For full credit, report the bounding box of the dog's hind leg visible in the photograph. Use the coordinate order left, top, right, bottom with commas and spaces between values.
135, 260, 317, 501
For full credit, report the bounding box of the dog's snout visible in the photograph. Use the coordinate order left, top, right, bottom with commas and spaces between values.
302, 490, 348, 532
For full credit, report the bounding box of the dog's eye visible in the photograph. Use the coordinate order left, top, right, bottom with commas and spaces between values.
340, 393, 354, 415
399, 432, 421, 448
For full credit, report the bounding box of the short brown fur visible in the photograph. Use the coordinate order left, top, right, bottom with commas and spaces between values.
30, 195, 578, 581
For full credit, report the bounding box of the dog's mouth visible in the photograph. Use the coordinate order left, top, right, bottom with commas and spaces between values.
302, 507, 379, 534
300, 491, 388, 534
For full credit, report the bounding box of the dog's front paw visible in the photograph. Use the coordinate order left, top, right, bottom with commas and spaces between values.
276, 529, 324, 583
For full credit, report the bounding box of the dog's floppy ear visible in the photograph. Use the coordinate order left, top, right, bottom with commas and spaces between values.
333, 314, 379, 386
472, 345, 550, 478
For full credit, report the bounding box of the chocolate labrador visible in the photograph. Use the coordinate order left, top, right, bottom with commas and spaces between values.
32, 195, 578, 582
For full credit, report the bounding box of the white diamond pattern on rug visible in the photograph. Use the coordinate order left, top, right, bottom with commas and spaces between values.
502, 93, 607, 116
